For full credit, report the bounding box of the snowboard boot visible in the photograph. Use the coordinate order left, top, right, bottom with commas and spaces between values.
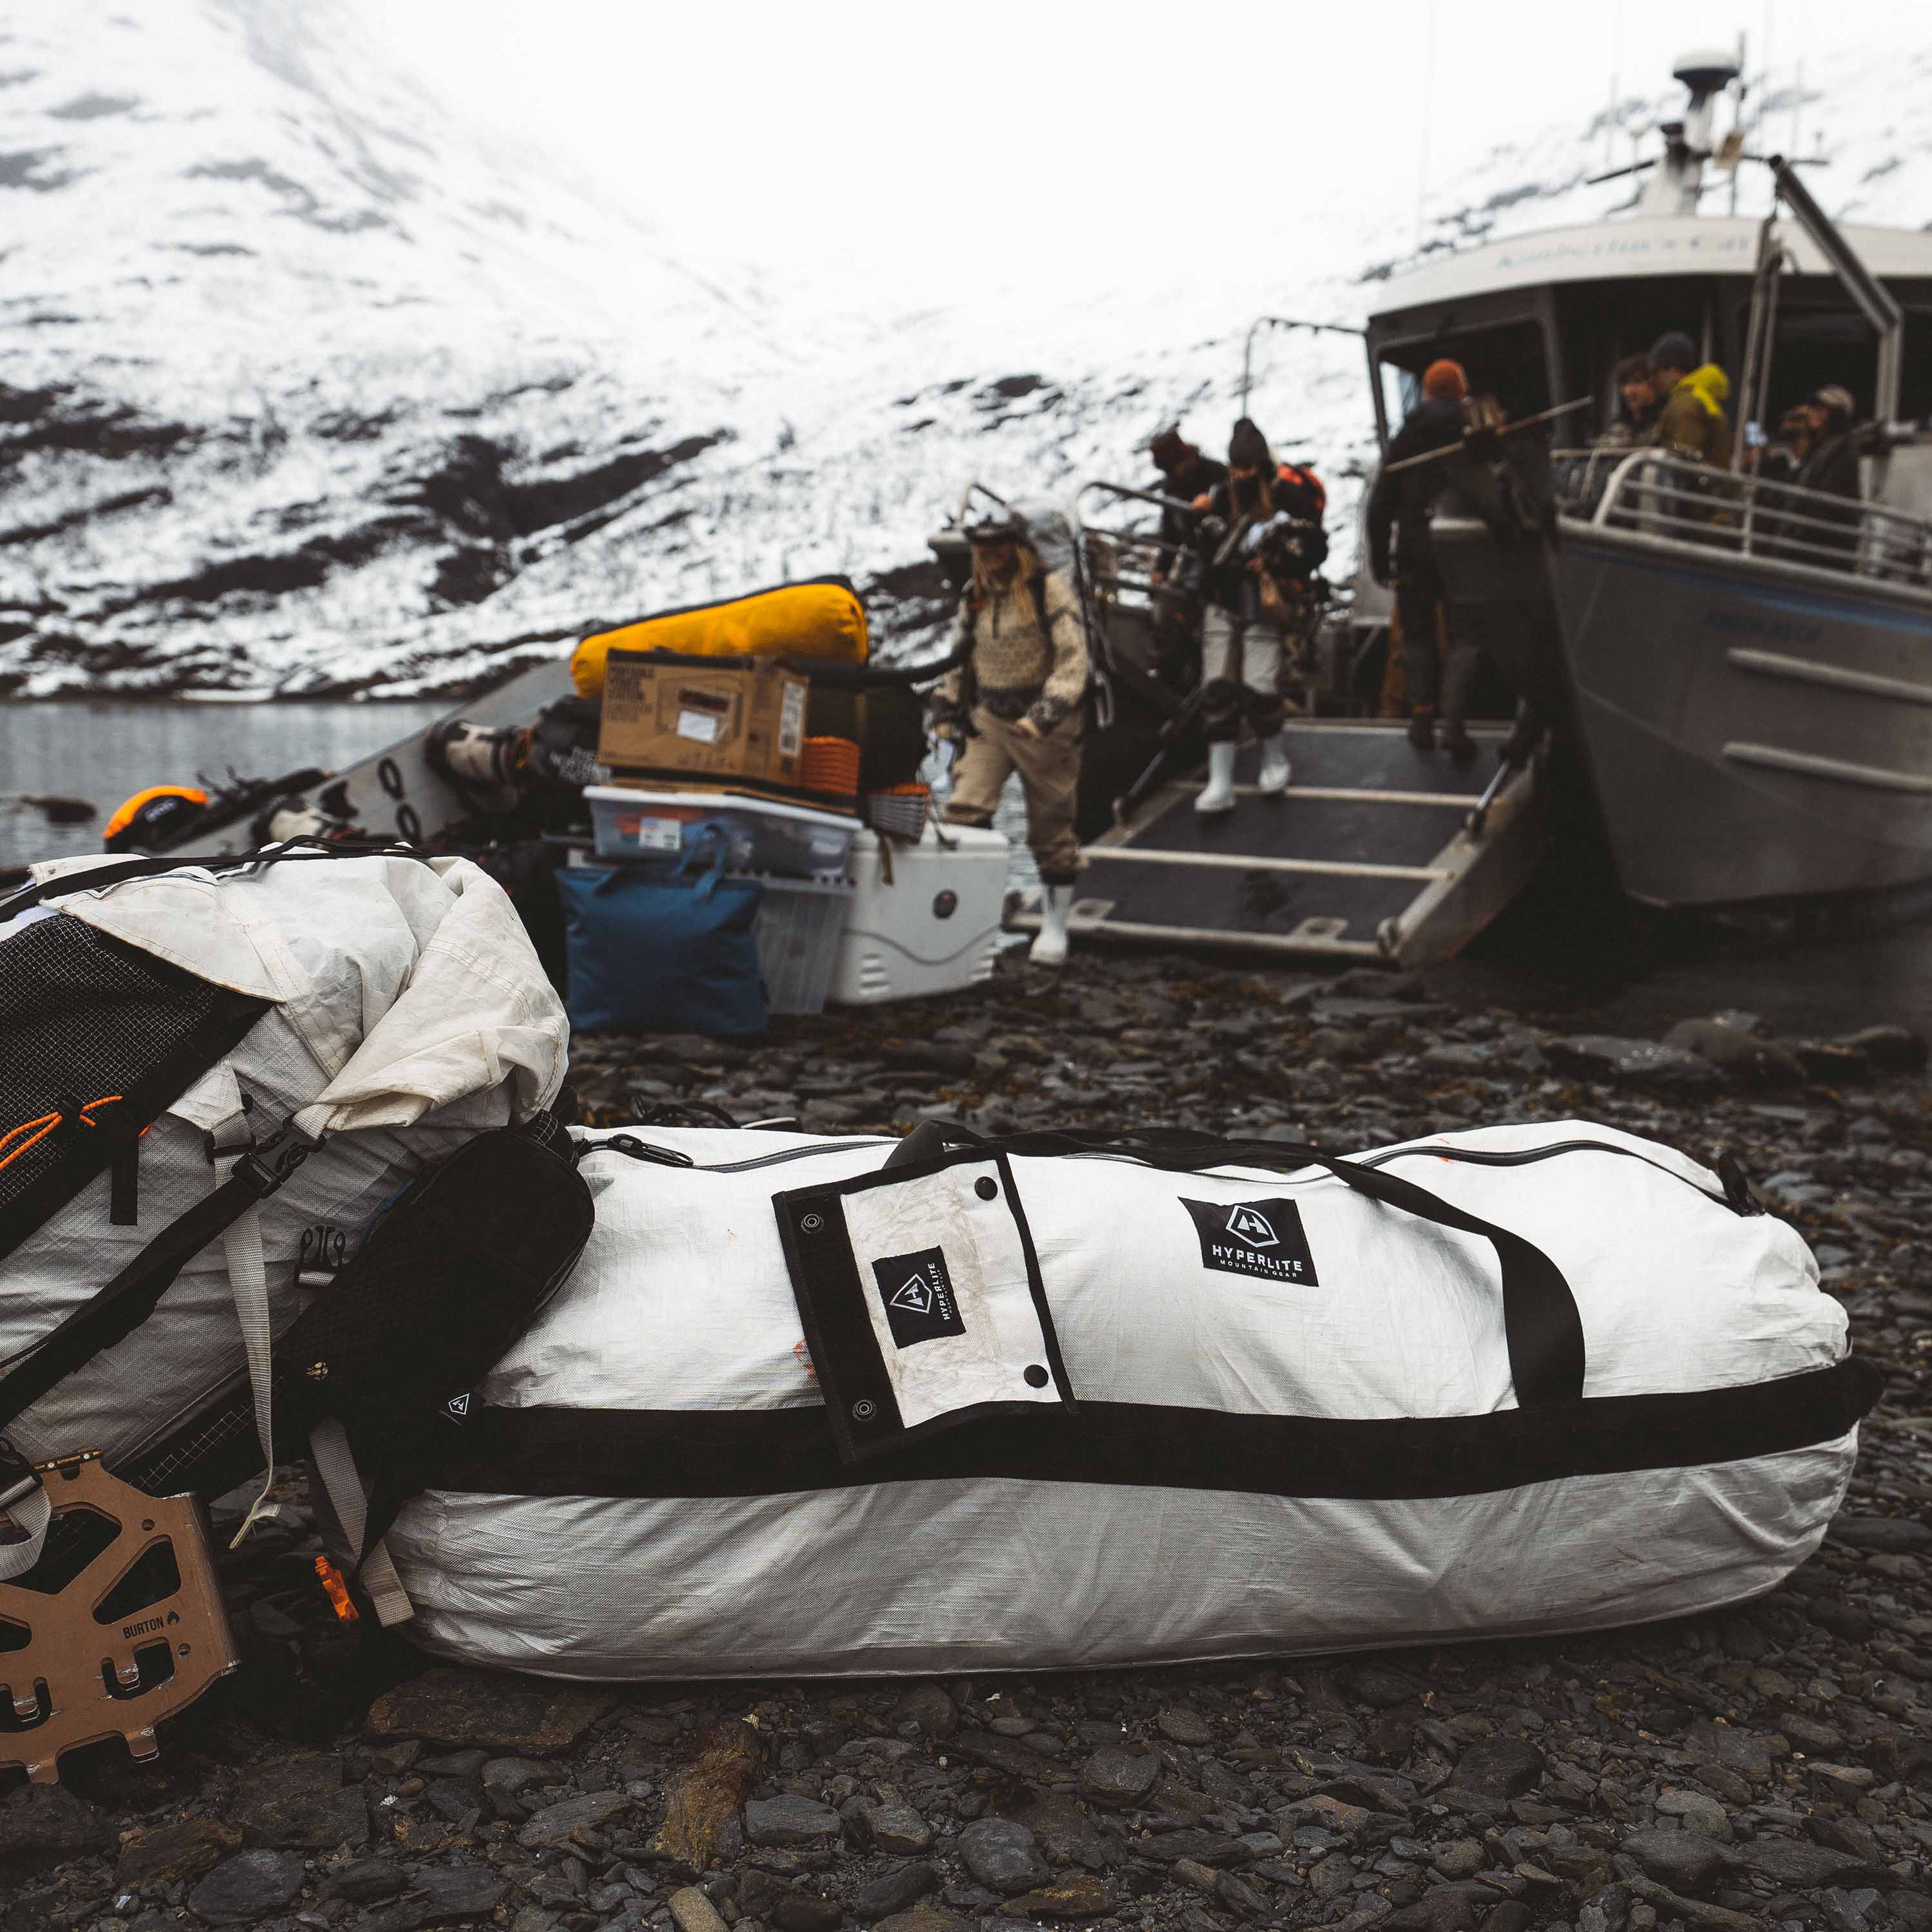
1194, 741, 1238, 814
1444, 722, 1478, 767
1255, 733, 1293, 796
1407, 708, 1436, 752
1030, 884, 1073, 968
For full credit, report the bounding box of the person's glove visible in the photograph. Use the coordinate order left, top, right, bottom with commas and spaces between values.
1243, 510, 1293, 556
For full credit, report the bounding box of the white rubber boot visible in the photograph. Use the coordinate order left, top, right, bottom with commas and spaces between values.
1256, 733, 1293, 795
1194, 741, 1237, 814
1030, 884, 1073, 967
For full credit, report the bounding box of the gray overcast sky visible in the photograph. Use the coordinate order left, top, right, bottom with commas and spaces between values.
355, 1, 1915, 299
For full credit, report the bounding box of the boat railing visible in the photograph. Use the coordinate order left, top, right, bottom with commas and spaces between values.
1549, 448, 1932, 592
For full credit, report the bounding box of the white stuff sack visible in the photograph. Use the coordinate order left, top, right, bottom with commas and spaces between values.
0, 853, 568, 1471
386, 1119, 1872, 1680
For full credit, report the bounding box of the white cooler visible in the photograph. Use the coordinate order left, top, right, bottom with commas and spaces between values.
829, 822, 1010, 1005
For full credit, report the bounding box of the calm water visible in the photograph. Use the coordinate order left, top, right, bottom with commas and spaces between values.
0, 700, 450, 867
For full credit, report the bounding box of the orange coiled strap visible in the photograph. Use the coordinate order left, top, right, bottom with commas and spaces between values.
0, 1096, 126, 1177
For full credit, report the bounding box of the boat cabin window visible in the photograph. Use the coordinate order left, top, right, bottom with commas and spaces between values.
1736, 302, 1932, 430
1376, 319, 1551, 427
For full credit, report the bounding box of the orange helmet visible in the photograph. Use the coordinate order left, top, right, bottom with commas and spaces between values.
102, 784, 209, 853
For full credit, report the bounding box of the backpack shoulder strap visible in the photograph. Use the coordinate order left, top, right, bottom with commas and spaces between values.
0, 1117, 320, 1435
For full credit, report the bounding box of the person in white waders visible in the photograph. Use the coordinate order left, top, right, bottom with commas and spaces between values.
931, 515, 1090, 968
1191, 418, 1295, 813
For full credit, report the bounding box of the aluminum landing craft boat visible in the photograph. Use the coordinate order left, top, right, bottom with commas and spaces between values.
1357, 49, 1932, 911
1435, 445, 1932, 908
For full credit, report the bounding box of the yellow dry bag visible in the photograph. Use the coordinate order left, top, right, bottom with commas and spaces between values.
572, 576, 867, 699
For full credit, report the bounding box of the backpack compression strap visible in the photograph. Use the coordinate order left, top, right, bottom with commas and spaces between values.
0, 1119, 319, 1435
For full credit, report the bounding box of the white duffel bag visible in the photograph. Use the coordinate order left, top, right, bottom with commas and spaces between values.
386, 1119, 1875, 1680
0, 849, 568, 1586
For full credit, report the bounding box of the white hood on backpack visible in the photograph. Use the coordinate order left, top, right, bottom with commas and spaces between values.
27, 853, 567, 1133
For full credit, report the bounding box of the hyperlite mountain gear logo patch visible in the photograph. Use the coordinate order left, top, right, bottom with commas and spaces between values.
873, 1246, 967, 1349
1180, 1197, 1320, 1284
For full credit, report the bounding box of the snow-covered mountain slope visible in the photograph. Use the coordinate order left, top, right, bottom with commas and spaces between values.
3, 4, 1929, 697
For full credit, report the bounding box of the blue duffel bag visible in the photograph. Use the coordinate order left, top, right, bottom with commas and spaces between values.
556, 829, 766, 1037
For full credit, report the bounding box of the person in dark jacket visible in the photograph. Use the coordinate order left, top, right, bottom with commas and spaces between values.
1185, 418, 1310, 811
1594, 354, 1658, 450
1366, 359, 1482, 761
1790, 383, 1862, 568
1146, 426, 1227, 586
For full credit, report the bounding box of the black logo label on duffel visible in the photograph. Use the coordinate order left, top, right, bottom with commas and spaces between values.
873, 1246, 967, 1349
1180, 1197, 1320, 1284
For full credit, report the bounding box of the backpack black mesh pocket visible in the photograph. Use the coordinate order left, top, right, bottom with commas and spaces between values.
0, 913, 269, 1260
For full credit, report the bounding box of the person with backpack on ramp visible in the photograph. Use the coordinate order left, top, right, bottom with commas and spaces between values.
1190, 418, 1322, 813
930, 515, 1090, 968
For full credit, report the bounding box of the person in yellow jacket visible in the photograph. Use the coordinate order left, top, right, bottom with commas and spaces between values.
931, 516, 1090, 968
1645, 332, 1732, 468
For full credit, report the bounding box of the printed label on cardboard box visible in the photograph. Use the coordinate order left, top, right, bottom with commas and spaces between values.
779, 683, 807, 760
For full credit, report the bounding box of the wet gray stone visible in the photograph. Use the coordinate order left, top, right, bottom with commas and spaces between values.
860, 1788, 933, 1855
516, 1789, 631, 1848
1736, 1835, 1891, 1890
957, 1817, 1050, 1896
419, 1859, 509, 1917
856, 1862, 938, 1918
1548, 1034, 1723, 1093
1449, 1738, 1544, 1801
1078, 1744, 1160, 1806
1654, 1787, 1731, 1841
1157, 1706, 1212, 1745
0, 1783, 112, 1877
1624, 1827, 1725, 1897
327, 1857, 406, 1904
891, 1683, 958, 1738
1663, 1018, 1806, 1086
188, 1848, 307, 1924
743, 1795, 843, 1848
1833, 1515, 1932, 1554
1383, 1887, 1478, 1932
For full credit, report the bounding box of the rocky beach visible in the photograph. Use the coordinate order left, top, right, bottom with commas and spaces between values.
5, 945, 1930, 1932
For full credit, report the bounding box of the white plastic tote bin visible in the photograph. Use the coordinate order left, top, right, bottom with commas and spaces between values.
755, 875, 855, 1016
585, 786, 857, 881
829, 823, 1010, 1005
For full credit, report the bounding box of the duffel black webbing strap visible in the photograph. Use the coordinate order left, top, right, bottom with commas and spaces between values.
0, 1122, 319, 1434
866, 1123, 1587, 1408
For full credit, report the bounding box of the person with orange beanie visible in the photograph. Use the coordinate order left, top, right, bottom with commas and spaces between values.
1365, 359, 1482, 762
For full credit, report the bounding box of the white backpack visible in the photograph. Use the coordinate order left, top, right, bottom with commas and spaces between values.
0, 849, 569, 1608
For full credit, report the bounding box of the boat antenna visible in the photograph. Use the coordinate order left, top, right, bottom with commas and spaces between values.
1739, 32, 1754, 217
1413, 6, 1436, 251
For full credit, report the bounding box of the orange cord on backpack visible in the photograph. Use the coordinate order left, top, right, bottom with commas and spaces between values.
314, 1555, 361, 1624
0, 1095, 125, 1176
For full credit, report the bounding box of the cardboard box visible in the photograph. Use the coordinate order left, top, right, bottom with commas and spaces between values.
596, 650, 810, 788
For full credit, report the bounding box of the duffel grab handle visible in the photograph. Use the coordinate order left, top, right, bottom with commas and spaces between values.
882, 1123, 1587, 1409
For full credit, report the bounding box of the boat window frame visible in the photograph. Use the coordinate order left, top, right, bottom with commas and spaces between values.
1365, 285, 1565, 444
